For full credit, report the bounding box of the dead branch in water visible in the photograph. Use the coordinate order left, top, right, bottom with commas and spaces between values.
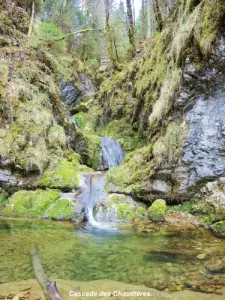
30, 245, 62, 300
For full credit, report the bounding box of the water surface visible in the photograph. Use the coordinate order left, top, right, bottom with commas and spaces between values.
0, 219, 225, 294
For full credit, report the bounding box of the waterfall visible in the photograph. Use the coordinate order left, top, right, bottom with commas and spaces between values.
75, 132, 125, 226
77, 172, 106, 227
100, 136, 125, 170
70, 115, 79, 127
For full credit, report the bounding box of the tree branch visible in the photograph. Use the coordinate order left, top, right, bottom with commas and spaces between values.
55, 28, 104, 41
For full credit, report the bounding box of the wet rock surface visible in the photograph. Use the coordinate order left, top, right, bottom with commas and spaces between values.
60, 74, 93, 108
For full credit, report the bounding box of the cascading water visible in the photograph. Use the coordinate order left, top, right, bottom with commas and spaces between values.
77, 137, 125, 227
70, 115, 79, 127
77, 172, 106, 227
100, 136, 125, 170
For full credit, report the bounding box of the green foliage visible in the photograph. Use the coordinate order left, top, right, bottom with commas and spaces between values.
148, 199, 167, 222
35, 22, 67, 53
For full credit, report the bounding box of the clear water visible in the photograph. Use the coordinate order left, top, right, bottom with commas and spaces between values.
0, 219, 225, 292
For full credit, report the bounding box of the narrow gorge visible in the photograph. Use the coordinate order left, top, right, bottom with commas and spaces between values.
1, 0, 225, 299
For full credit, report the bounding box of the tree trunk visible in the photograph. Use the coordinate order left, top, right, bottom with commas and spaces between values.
30, 246, 62, 300
126, 0, 136, 57
104, 0, 118, 68
147, 0, 153, 37
28, 2, 35, 37
153, 0, 163, 31
142, 0, 145, 37
132, 0, 135, 25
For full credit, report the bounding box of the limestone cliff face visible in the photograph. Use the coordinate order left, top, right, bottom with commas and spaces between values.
101, 0, 225, 204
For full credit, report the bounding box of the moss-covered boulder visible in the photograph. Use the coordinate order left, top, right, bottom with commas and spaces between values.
148, 199, 166, 222
39, 155, 90, 190
1, 189, 85, 221
191, 179, 225, 225
82, 132, 102, 170
2, 189, 61, 217
74, 112, 96, 131
105, 146, 154, 198
94, 193, 147, 222
211, 221, 225, 238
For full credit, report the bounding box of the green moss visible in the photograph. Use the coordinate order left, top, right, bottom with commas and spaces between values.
117, 204, 134, 221
110, 194, 121, 204
2, 189, 61, 217
45, 198, 74, 219
211, 221, 225, 238
0, 59, 8, 97
106, 146, 153, 197
136, 206, 147, 219
153, 122, 186, 167
194, 0, 225, 56
167, 202, 193, 213
191, 199, 225, 225
0, 191, 7, 204
82, 132, 101, 170
97, 119, 142, 152
74, 112, 96, 131
39, 156, 90, 189
148, 199, 166, 222
48, 124, 67, 149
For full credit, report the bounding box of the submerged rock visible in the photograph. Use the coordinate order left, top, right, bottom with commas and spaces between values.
94, 193, 147, 222
148, 199, 166, 222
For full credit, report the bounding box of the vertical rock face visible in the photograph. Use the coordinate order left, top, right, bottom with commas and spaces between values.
173, 37, 225, 197
60, 74, 94, 108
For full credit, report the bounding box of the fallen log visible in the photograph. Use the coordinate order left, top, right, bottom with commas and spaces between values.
30, 246, 62, 300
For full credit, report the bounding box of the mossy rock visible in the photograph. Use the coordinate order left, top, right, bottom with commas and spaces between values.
105, 146, 153, 197
148, 199, 166, 222
70, 102, 89, 114
211, 221, 225, 238
97, 119, 142, 152
0, 189, 7, 205
94, 193, 147, 222
45, 198, 74, 220
82, 132, 102, 170
39, 156, 90, 190
74, 112, 96, 132
2, 189, 61, 217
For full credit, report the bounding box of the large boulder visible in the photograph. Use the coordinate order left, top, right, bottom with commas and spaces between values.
1, 189, 85, 222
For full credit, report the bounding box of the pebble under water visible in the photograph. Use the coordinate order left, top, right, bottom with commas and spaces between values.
0, 219, 225, 295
